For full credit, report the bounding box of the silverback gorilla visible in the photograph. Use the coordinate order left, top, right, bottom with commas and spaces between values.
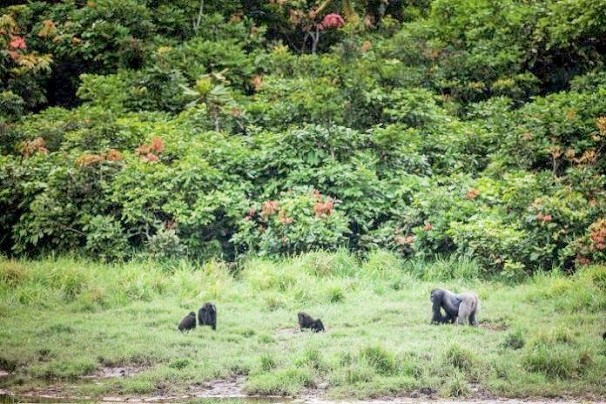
198, 303, 217, 330
430, 289, 479, 326
298, 312, 325, 332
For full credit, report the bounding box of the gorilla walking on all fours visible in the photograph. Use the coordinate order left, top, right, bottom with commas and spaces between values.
198, 303, 217, 330
430, 288, 480, 326
298, 312, 325, 332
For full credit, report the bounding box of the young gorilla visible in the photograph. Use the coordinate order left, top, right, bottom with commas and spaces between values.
430, 288, 479, 326
178, 311, 196, 332
298, 312, 325, 332
198, 303, 217, 330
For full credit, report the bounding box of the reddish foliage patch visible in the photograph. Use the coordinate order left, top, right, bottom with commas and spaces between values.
19, 137, 48, 157
136, 136, 165, 163
466, 188, 479, 200
261, 200, 279, 217
321, 13, 345, 29
9, 35, 26, 50
314, 199, 334, 217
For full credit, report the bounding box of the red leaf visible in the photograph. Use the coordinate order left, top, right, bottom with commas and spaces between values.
9, 36, 27, 50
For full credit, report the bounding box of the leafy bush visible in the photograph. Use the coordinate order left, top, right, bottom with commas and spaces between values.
82, 215, 129, 262
447, 216, 526, 275
0, 0, 604, 273
233, 188, 350, 256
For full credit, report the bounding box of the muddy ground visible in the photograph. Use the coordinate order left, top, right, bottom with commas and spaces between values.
1, 371, 603, 403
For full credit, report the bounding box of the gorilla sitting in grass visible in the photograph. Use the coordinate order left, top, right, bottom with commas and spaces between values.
198, 302, 217, 330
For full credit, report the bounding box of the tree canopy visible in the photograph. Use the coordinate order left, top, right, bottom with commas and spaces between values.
1, 0, 605, 276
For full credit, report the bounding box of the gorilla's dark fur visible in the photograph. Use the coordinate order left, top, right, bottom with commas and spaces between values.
198, 303, 217, 330
430, 288, 479, 326
178, 311, 196, 332
298, 312, 325, 332
603, 331, 606, 340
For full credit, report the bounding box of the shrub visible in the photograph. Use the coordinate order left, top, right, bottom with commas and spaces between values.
82, 215, 129, 262
447, 216, 527, 275
233, 188, 350, 256
567, 219, 606, 266
0, 91, 25, 121
144, 228, 187, 261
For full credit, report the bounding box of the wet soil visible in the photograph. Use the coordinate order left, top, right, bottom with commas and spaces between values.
81, 365, 142, 380
1, 375, 603, 403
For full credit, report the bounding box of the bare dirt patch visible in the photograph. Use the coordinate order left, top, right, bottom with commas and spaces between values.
1, 375, 603, 403
81, 365, 143, 380
2, 385, 604, 403
190, 375, 247, 398
0, 384, 89, 402
479, 319, 510, 331
372, 384, 601, 404
298, 381, 330, 401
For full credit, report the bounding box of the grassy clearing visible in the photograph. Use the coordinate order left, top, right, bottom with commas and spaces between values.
0, 250, 605, 400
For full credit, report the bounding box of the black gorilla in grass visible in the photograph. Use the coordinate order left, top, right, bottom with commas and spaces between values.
298, 312, 325, 332
198, 303, 217, 330
178, 311, 196, 332
430, 288, 479, 326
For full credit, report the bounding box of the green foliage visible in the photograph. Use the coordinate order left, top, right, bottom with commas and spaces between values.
448, 216, 526, 275
0, 0, 604, 274
233, 188, 349, 256
82, 215, 129, 262
0, 91, 24, 121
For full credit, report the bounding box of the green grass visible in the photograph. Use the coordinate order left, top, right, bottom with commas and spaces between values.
0, 251, 605, 400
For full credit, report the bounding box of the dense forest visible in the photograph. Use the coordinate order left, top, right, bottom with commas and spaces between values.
1, 0, 605, 277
